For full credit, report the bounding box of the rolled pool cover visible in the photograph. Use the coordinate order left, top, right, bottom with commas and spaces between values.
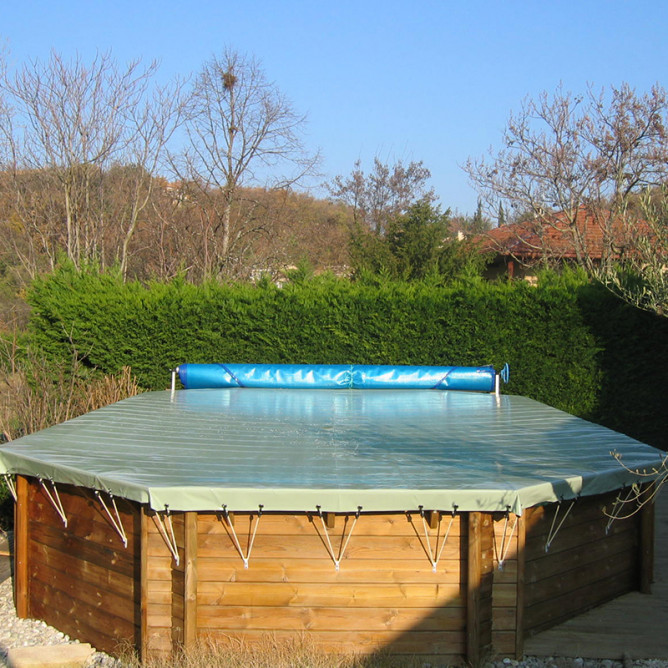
177, 363, 508, 392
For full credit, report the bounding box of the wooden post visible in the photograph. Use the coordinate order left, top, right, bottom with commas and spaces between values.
14, 475, 29, 619
426, 510, 440, 530
467, 512, 482, 666
639, 485, 655, 595
514, 513, 526, 659
183, 512, 198, 649
139, 507, 150, 662
171, 515, 185, 650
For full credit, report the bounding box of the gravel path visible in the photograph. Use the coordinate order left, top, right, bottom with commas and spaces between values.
1, 572, 667, 668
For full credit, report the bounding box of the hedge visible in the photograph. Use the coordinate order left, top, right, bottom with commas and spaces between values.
26, 265, 668, 449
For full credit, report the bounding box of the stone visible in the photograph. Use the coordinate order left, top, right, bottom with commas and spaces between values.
7, 643, 94, 668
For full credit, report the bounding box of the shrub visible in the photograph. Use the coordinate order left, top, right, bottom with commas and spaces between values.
24, 264, 668, 449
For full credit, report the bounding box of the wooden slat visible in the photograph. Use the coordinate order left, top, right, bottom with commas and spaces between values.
196, 557, 462, 584
146, 630, 172, 652
28, 485, 138, 559
27, 539, 136, 598
515, 510, 526, 659
197, 581, 463, 608
523, 488, 668, 659
525, 526, 639, 584
172, 568, 185, 592
29, 523, 135, 578
522, 491, 646, 640
140, 506, 150, 663
523, 491, 625, 537
169, 513, 185, 650
491, 514, 520, 562
525, 517, 638, 563
467, 511, 483, 666
31, 559, 138, 625
14, 475, 30, 618
191, 531, 462, 561
29, 482, 138, 526
490, 583, 517, 607
172, 596, 184, 619
146, 556, 174, 580
525, 568, 637, 634
197, 604, 466, 632
146, 589, 170, 605
30, 579, 136, 654
145, 602, 172, 628
184, 512, 198, 649
490, 559, 518, 584
17, 477, 144, 656
197, 511, 463, 538
525, 504, 638, 555
492, 630, 517, 655
525, 549, 636, 609
480, 514, 494, 657
148, 511, 185, 545
640, 491, 655, 594
492, 606, 517, 631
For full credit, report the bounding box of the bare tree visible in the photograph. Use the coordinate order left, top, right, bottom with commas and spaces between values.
173, 49, 319, 279
465, 83, 668, 277
328, 157, 434, 236
605, 186, 668, 316
0, 50, 184, 275
109, 80, 186, 277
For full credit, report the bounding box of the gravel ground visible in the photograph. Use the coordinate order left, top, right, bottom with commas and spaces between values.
484, 660, 668, 668
1, 574, 667, 668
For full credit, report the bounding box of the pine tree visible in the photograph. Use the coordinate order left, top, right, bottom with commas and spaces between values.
497, 202, 506, 226
471, 198, 490, 233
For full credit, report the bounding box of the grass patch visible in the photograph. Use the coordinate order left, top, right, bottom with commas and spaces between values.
117, 636, 440, 668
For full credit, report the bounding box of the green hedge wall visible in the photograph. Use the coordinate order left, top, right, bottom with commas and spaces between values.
26, 265, 668, 449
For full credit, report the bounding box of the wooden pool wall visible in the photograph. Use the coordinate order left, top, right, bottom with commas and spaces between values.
13, 475, 654, 664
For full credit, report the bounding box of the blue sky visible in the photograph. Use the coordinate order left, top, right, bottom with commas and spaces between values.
2, 1, 667, 215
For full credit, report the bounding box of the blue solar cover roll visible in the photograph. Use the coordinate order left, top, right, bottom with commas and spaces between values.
177, 363, 497, 392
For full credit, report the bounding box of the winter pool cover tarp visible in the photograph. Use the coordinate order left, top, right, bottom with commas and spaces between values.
0, 386, 664, 515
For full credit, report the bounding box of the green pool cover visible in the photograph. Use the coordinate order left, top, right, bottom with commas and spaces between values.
0, 388, 664, 514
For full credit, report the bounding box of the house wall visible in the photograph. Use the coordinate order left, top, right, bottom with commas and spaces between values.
483, 257, 539, 283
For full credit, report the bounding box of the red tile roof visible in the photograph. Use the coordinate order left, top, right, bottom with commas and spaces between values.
476, 207, 648, 262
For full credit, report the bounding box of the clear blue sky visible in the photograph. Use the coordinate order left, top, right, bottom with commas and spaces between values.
2, 0, 667, 215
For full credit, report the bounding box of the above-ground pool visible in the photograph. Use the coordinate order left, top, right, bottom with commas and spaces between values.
0, 364, 663, 664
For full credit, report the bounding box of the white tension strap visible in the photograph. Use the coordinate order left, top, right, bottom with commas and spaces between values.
154, 506, 180, 566
494, 507, 518, 570
2, 474, 16, 502
316, 505, 362, 571
39, 478, 68, 527
419, 506, 458, 573
220, 505, 264, 569
545, 498, 576, 552
95, 490, 128, 548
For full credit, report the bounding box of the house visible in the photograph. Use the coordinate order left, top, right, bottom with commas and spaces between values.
475, 206, 648, 280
